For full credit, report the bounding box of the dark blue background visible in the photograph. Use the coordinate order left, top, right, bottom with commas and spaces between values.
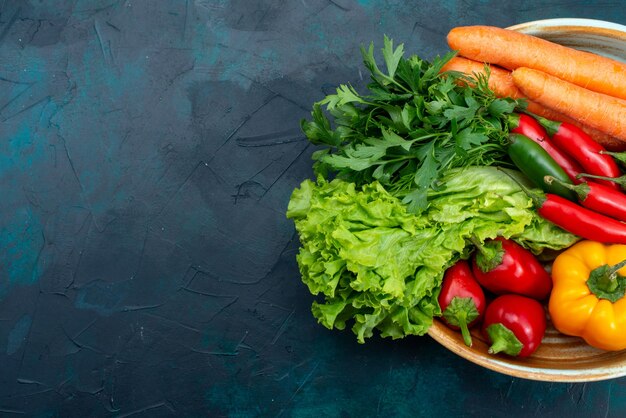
1, 1, 626, 416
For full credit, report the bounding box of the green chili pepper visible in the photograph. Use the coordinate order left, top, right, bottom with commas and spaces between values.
507, 133, 577, 201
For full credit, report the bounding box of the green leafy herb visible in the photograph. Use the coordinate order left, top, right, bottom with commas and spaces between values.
301, 36, 523, 213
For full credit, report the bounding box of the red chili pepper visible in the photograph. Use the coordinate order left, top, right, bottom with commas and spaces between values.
536, 193, 626, 244
438, 260, 486, 347
471, 237, 552, 300
545, 175, 626, 222
537, 116, 621, 189
501, 168, 626, 244
509, 113, 583, 182
482, 294, 546, 358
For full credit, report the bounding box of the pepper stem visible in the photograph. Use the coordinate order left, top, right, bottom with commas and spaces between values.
532, 114, 561, 137
586, 259, 626, 303
577, 172, 626, 188
486, 323, 523, 356
458, 314, 472, 347
442, 297, 479, 347
544, 175, 589, 200
507, 113, 521, 130
470, 237, 504, 273
600, 150, 626, 167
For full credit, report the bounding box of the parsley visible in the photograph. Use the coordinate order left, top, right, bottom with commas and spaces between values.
301, 36, 522, 213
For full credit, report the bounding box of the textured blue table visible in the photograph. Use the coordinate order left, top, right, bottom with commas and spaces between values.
1, 1, 626, 416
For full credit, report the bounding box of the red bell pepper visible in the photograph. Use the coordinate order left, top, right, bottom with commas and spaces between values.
438, 260, 486, 347
471, 237, 552, 300
482, 294, 546, 357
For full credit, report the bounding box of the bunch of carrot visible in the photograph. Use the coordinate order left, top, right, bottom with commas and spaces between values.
443, 25, 626, 151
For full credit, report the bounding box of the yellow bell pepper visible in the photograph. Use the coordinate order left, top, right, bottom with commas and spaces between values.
549, 240, 626, 351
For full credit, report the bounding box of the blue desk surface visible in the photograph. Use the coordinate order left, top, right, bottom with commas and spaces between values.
1, 1, 626, 416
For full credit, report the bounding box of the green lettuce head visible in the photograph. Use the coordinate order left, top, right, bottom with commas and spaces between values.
287, 166, 577, 343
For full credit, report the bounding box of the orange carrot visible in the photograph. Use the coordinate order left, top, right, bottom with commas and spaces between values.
447, 26, 626, 101
440, 57, 626, 150
512, 67, 626, 144
440, 57, 544, 113
440, 57, 521, 98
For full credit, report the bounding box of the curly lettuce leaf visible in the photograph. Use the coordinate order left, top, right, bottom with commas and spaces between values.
287, 166, 578, 343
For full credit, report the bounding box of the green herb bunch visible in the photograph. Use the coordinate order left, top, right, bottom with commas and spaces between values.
301, 36, 524, 213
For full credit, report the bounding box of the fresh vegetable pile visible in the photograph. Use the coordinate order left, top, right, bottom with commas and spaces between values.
287, 168, 575, 343
288, 26, 626, 356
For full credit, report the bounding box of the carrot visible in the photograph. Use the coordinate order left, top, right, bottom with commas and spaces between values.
512, 67, 626, 144
440, 57, 545, 114
441, 57, 626, 150
447, 26, 626, 101
440, 57, 521, 98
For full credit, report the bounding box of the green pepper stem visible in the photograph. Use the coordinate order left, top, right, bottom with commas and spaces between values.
544, 175, 589, 200
458, 314, 472, 347
442, 297, 479, 347
600, 150, 626, 166
507, 114, 521, 130
587, 258, 626, 302
600, 259, 626, 292
470, 236, 484, 252
577, 172, 626, 188
470, 236, 504, 273
488, 338, 510, 355
486, 323, 523, 356
532, 114, 561, 137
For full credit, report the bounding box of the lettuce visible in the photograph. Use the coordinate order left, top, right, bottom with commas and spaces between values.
287, 166, 578, 343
